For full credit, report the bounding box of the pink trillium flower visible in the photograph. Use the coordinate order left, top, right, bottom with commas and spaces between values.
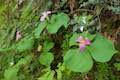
16, 31, 22, 41
76, 36, 91, 51
40, 11, 51, 21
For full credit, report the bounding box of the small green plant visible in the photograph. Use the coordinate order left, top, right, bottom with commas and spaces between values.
0, 0, 119, 80
0, 12, 117, 80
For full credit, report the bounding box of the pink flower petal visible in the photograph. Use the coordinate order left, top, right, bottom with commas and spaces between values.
85, 39, 91, 45
41, 11, 47, 16
76, 36, 83, 43
76, 36, 91, 51
40, 16, 45, 21
79, 44, 86, 51
40, 11, 51, 22
16, 31, 22, 41
46, 11, 51, 14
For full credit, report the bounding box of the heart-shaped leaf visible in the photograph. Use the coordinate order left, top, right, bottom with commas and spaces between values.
90, 33, 117, 62
63, 49, 93, 72
47, 13, 69, 34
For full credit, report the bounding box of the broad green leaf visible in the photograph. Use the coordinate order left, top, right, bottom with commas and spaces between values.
43, 40, 54, 52
90, 33, 117, 62
38, 70, 55, 80
61, 13, 69, 28
39, 52, 54, 66
4, 67, 19, 80
47, 13, 69, 33
69, 33, 79, 46
16, 36, 34, 52
34, 22, 47, 39
63, 49, 93, 72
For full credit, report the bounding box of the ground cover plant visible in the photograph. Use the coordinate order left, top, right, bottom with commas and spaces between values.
0, 0, 120, 80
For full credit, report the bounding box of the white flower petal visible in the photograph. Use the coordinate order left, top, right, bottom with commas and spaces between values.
80, 26, 84, 32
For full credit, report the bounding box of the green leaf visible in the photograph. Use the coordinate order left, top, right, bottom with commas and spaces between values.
90, 33, 117, 62
0, 45, 15, 52
34, 22, 47, 39
38, 67, 55, 80
43, 40, 54, 52
47, 13, 69, 33
63, 49, 93, 72
16, 36, 34, 52
39, 52, 54, 66
21, 0, 33, 18
114, 63, 120, 71
4, 67, 19, 80
81, 32, 96, 41
56, 69, 62, 80
56, 63, 65, 80
69, 33, 79, 47
4, 55, 33, 80
38, 70, 55, 80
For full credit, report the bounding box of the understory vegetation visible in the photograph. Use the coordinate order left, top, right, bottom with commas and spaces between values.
0, 0, 120, 80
